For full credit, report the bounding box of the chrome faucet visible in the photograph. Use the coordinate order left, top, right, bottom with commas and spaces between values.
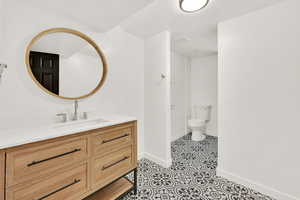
72, 100, 79, 121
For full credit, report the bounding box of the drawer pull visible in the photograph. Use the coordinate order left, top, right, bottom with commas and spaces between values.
35, 179, 81, 200
27, 148, 81, 167
102, 156, 129, 170
102, 134, 129, 144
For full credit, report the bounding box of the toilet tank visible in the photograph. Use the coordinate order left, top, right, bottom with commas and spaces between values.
191, 105, 212, 121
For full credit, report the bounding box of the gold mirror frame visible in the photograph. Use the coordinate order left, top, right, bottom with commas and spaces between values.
25, 28, 108, 100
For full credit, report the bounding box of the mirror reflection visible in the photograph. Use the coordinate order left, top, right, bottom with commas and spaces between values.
28, 31, 105, 99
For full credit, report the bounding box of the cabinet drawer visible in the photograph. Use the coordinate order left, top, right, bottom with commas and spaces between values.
92, 126, 133, 156
92, 145, 134, 189
6, 137, 88, 186
6, 163, 88, 200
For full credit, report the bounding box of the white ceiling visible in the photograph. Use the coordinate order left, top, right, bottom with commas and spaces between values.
25, 0, 285, 57
23, 0, 155, 32
120, 0, 285, 57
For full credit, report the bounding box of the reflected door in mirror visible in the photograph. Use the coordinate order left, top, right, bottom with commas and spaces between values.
29, 51, 59, 95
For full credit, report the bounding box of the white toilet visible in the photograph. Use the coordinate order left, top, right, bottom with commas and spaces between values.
188, 105, 212, 141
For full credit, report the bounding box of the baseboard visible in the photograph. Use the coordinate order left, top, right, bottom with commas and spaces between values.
171, 134, 185, 142
138, 152, 144, 160
217, 168, 299, 200
142, 152, 172, 168
171, 131, 190, 142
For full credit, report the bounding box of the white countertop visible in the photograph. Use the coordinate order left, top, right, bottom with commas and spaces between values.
0, 115, 136, 150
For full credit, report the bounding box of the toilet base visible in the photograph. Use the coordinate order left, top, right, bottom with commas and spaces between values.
191, 130, 206, 141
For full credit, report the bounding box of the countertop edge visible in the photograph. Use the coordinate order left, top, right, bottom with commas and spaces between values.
0, 118, 137, 150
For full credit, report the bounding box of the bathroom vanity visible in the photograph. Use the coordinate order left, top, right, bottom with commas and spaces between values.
0, 27, 138, 199
0, 117, 137, 200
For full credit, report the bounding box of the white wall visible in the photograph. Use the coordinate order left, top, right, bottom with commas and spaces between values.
0, 1, 145, 156
171, 51, 190, 141
0, 0, 4, 57
218, 0, 300, 199
144, 31, 172, 167
190, 55, 218, 137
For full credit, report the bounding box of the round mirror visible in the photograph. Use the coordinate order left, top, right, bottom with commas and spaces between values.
25, 28, 108, 100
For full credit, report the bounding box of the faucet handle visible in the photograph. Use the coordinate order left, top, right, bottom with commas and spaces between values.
82, 112, 88, 120
56, 113, 67, 123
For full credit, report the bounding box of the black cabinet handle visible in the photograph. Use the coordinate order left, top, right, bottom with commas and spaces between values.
27, 148, 81, 167
35, 179, 81, 200
102, 134, 129, 144
102, 156, 129, 171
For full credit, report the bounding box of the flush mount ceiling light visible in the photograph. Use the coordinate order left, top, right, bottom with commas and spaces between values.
179, 0, 209, 13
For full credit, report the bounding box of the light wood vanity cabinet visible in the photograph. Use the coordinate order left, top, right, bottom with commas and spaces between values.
92, 145, 133, 190
0, 151, 5, 200
91, 127, 132, 157
6, 163, 89, 200
6, 137, 88, 187
0, 121, 138, 200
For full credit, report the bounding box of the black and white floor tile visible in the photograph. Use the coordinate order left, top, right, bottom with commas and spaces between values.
122, 134, 275, 200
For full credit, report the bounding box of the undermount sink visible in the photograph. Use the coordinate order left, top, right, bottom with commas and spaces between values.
53, 118, 108, 129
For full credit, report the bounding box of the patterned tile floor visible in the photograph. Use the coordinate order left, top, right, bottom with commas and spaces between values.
122, 134, 275, 200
